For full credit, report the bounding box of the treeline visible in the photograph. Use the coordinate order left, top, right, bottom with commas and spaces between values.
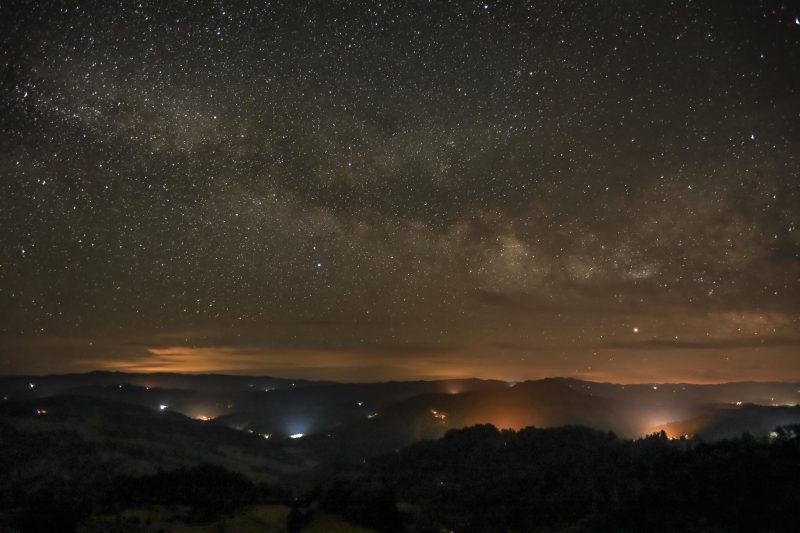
1, 464, 289, 532
3, 423, 799, 532
312, 424, 800, 532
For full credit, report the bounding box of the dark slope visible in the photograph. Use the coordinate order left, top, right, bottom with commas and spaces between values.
655, 404, 800, 440
293, 379, 638, 465
212, 378, 508, 436
349, 424, 800, 533
0, 371, 317, 399
0, 395, 315, 489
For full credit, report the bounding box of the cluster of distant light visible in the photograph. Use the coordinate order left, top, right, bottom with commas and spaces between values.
430, 409, 447, 421
19, 378, 800, 443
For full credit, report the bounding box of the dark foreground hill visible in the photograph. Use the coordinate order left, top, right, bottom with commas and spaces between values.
0, 395, 317, 487
1, 391, 799, 532
316, 424, 800, 533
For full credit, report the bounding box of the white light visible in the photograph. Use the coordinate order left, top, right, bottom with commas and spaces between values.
633, 327, 639, 333
357, 401, 363, 406
289, 433, 304, 439
260, 433, 271, 439
29, 383, 35, 389
367, 413, 378, 419
159, 404, 168, 411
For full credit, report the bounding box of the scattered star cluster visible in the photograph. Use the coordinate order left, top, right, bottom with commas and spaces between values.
1, 0, 798, 381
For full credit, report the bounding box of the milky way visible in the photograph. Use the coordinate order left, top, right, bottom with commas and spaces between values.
2, 1, 799, 381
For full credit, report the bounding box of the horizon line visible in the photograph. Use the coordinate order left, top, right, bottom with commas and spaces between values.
1, 369, 799, 387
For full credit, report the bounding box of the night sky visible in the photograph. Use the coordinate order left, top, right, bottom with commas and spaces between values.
2, 1, 799, 382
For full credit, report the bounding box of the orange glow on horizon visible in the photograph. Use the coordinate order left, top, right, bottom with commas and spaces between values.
67, 343, 800, 385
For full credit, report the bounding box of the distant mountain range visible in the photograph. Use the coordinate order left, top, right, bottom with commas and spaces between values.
2, 372, 799, 457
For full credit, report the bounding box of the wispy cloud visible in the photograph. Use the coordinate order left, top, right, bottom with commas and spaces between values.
605, 337, 800, 351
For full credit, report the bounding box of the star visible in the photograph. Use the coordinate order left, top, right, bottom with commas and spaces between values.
0, 0, 797, 383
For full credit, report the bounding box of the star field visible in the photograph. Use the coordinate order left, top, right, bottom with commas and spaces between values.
1, 0, 799, 381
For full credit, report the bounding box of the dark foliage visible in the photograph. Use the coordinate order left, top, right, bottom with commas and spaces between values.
4, 414, 800, 532
319, 476, 400, 532
317, 424, 800, 532
0, 464, 289, 531
104, 464, 288, 520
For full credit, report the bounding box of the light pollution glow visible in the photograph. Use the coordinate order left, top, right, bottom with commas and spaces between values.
2, 2, 798, 383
